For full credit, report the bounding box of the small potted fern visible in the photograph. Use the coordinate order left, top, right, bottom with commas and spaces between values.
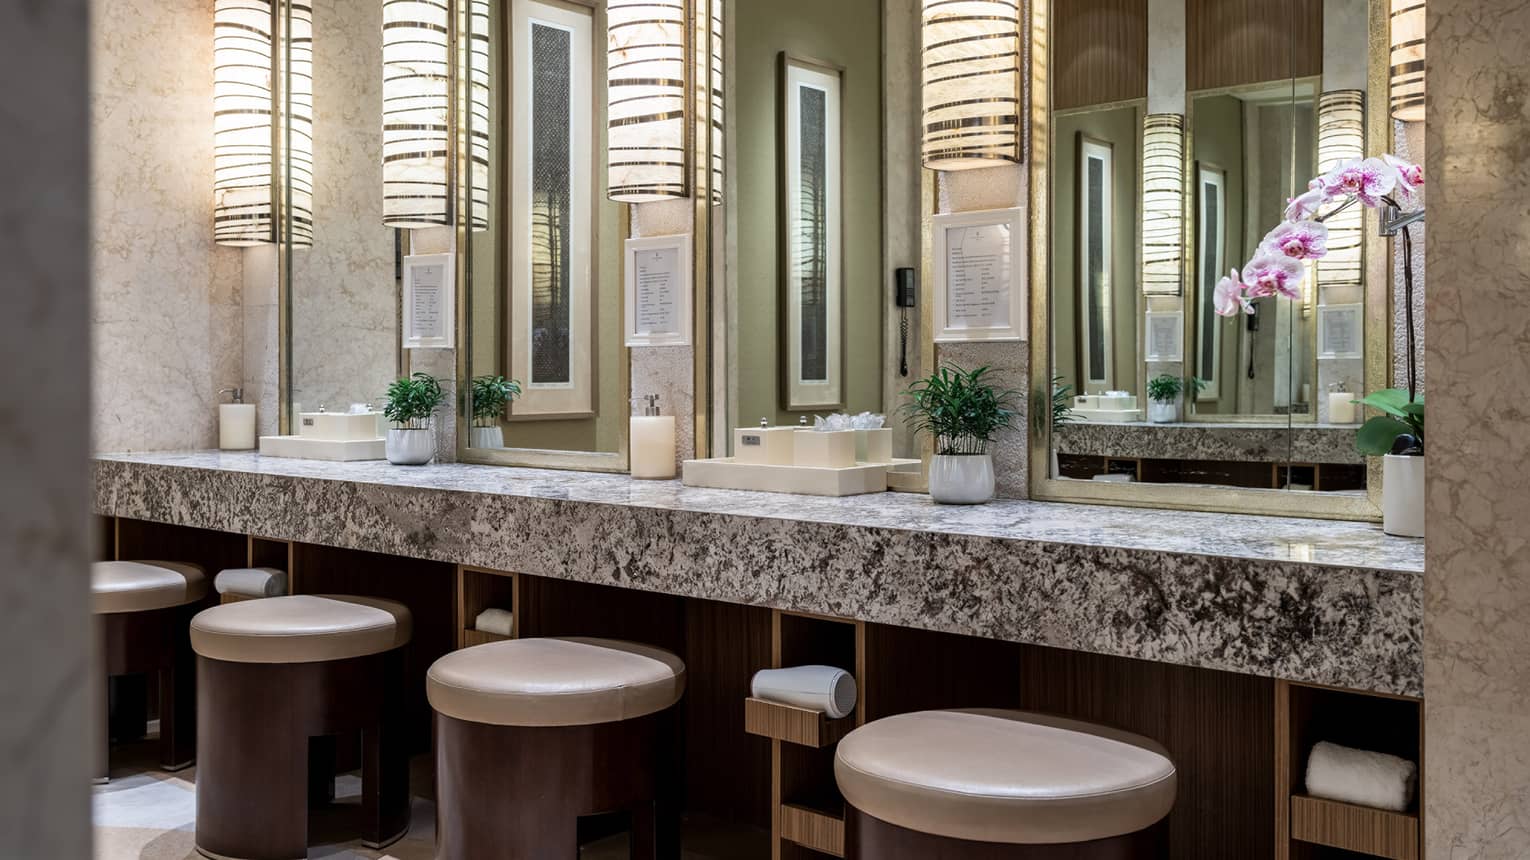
383, 373, 445, 465
900, 364, 1019, 504
469, 375, 521, 449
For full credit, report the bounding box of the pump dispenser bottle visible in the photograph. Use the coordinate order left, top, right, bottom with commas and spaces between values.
630, 394, 677, 479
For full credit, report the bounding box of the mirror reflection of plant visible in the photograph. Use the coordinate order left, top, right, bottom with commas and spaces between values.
901, 364, 1020, 456
384, 373, 445, 430
470, 375, 522, 426
1355, 389, 1424, 456
1050, 374, 1081, 433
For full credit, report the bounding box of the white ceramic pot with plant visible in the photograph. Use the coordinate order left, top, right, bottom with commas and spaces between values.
1146, 374, 1182, 424
383, 373, 444, 466
901, 364, 1018, 505
469, 374, 520, 450
1356, 388, 1425, 538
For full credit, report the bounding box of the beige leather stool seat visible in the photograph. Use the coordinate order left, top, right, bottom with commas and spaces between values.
92, 561, 207, 614
427, 637, 687, 727
835, 709, 1177, 846
190, 594, 412, 664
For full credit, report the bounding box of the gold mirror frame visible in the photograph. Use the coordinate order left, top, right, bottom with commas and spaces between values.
1026, 0, 1393, 520
450, 0, 719, 472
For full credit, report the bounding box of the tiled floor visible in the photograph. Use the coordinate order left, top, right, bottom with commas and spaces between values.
95, 736, 769, 859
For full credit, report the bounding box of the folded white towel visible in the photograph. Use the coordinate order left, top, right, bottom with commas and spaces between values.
213, 567, 288, 598
475, 608, 514, 637
1305, 741, 1416, 811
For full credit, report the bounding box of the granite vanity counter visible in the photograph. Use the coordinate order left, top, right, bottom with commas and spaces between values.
92, 451, 1424, 696
1056, 421, 1363, 464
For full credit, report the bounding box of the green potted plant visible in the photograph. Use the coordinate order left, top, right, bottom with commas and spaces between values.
900, 364, 1019, 504
383, 373, 445, 465
1145, 374, 1183, 423
1046, 374, 1082, 479
1354, 388, 1424, 537
469, 375, 521, 450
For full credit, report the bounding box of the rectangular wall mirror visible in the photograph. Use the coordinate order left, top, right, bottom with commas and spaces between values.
719, 0, 916, 458
1034, 0, 1393, 519
460, 0, 628, 467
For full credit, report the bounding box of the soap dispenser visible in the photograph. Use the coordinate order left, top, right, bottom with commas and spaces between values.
218, 387, 256, 450
630, 394, 677, 479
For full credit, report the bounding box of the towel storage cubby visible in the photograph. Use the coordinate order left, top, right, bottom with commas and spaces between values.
1276, 680, 1423, 860
456, 566, 519, 649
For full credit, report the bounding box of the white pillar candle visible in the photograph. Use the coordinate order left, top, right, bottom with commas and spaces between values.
219, 404, 257, 450
631, 415, 676, 479
1328, 391, 1357, 424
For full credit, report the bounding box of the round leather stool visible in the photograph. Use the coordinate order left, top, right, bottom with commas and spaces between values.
427, 637, 687, 859
190, 594, 413, 860
93, 560, 208, 781
834, 709, 1176, 859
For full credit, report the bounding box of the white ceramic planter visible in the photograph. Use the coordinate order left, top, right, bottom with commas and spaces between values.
1382, 454, 1424, 538
928, 454, 995, 505
1147, 401, 1177, 423
470, 424, 504, 449
386, 427, 435, 465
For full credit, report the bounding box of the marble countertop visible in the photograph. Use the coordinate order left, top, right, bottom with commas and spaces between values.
1056, 421, 1363, 465
92, 451, 1424, 695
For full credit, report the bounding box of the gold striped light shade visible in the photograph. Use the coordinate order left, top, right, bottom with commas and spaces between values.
1317, 90, 1366, 289
1389, 0, 1424, 122
382, 0, 490, 229
607, 0, 690, 202
214, 0, 312, 247
1140, 114, 1183, 296
920, 0, 1022, 170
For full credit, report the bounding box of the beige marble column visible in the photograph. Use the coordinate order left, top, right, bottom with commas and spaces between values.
0, 0, 94, 853
1424, 1, 1530, 855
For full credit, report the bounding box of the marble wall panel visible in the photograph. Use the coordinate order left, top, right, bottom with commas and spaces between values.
90, 0, 243, 452
0, 0, 94, 852
1424, 1, 1530, 854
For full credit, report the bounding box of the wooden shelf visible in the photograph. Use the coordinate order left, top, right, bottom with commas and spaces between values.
462, 628, 512, 647
780, 803, 844, 857
745, 697, 852, 748
1291, 794, 1419, 860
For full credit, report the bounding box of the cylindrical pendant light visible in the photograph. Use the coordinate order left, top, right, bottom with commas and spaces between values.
607, 0, 690, 202
214, 0, 278, 245
1140, 113, 1184, 296
1389, 0, 1424, 122
382, 0, 452, 227
1317, 90, 1365, 289
920, 0, 1022, 171
214, 0, 314, 248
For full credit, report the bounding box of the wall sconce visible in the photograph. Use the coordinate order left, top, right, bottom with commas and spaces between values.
607, 0, 690, 202
382, 0, 490, 229
919, 0, 1022, 171
1141, 113, 1184, 296
213, 0, 313, 247
1389, 0, 1424, 122
1317, 90, 1365, 292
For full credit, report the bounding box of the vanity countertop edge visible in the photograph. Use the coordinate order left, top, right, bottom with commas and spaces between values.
91, 451, 1424, 697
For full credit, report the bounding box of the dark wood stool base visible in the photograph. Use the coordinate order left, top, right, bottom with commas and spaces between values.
846, 806, 1168, 860
435, 713, 680, 860
98, 603, 199, 780
195, 649, 409, 860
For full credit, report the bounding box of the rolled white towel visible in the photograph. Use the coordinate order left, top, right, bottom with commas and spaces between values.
1305, 741, 1417, 811
213, 567, 288, 598
474, 608, 514, 637
751, 665, 858, 720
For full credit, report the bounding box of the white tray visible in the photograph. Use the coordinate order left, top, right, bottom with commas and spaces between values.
259, 435, 386, 462
682, 457, 918, 497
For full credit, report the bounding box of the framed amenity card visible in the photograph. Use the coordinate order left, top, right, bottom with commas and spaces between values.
1318, 303, 1364, 359
624, 234, 692, 347
402, 253, 456, 350
1144, 309, 1184, 363
932, 207, 1026, 343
